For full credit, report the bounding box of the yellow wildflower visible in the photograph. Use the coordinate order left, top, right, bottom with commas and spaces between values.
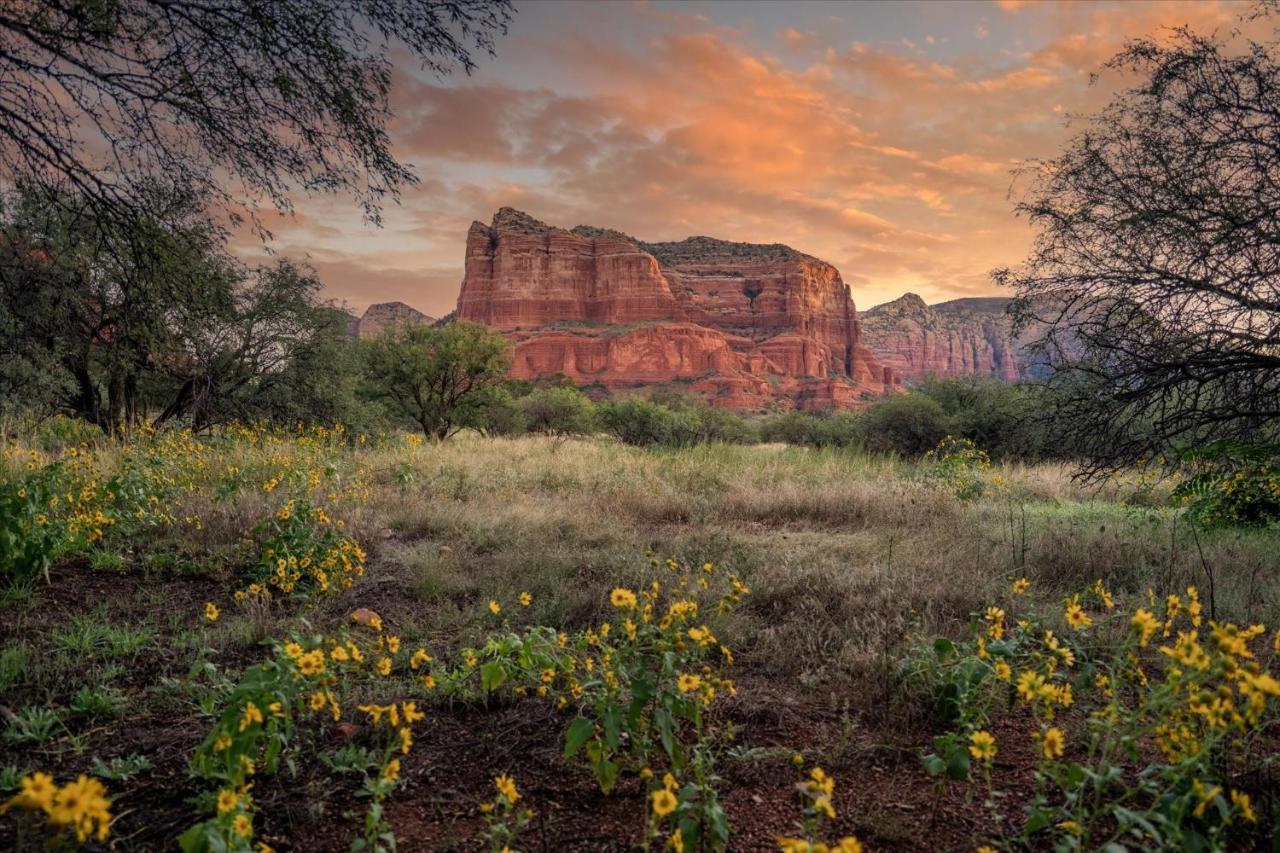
1231, 789, 1257, 823
676, 673, 702, 693
10, 771, 56, 814
239, 701, 264, 732
216, 788, 239, 815
968, 730, 996, 762
1064, 596, 1092, 629
651, 788, 678, 817
1041, 727, 1066, 760
495, 774, 520, 803
1132, 609, 1160, 646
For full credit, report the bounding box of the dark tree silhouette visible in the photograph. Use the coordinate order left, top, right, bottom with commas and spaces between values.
998, 12, 1280, 474
0, 0, 512, 236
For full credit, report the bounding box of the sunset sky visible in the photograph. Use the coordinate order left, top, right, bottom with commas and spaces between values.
236, 0, 1247, 318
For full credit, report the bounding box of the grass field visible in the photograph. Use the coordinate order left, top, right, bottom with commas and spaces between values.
1, 429, 1277, 851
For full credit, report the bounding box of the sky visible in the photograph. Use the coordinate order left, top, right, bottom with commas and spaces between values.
234, 0, 1249, 318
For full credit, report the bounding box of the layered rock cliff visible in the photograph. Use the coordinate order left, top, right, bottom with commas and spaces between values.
352, 302, 436, 339
455, 208, 897, 409
859, 293, 1024, 382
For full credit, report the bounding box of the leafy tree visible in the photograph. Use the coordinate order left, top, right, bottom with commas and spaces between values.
0, 1, 513, 237
998, 10, 1280, 474
0, 189, 350, 433
246, 306, 371, 431
0, 186, 231, 433
362, 321, 510, 440
154, 260, 351, 430
473, 385, 528, 437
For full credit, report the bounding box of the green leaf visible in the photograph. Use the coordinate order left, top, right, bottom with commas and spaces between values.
944, 745, 970, 781
479, 661, 506, 692
632, 674, 656, 702
602, 704, 622, 751
1023, 807, 1053, 835
564, 716, 594, 758
655, 706, 676, 759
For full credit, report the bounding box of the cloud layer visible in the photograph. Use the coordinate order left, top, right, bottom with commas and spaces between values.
240, 0, 1245, 317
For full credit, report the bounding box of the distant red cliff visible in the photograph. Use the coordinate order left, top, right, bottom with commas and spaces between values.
454, 208, 898, 410
859, 293, 1053, 383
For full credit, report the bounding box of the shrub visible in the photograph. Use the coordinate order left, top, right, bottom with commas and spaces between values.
473, 386, 527, 437
921, 436, 992, 500
649, 392, 755, 445
917, 377, 1052, 461
598, 399, 697, 447
856, 393, 948, 456
1172, 441, 1280, 529
807, 412, 863, 448
759, 410, 817, 445
517, 386, 597, 436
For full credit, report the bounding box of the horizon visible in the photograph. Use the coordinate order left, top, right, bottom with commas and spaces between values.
231, 0, 1248, 317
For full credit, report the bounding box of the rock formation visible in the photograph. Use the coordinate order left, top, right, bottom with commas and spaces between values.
859, 293, 1027, 382
352, 301, 436, 339
455, 208, 898, 410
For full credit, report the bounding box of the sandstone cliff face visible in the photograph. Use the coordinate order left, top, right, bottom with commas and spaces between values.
455, 209, 897, 410
859, 294, 1023, 382
457, 209, 682, 328
354, 302, 436, 339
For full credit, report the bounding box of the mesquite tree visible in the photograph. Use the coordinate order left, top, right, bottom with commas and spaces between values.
362, 321, 510, 440
0, 0, 512, 236
998, 14, 1280, 474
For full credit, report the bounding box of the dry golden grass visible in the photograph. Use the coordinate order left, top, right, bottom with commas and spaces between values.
239, 434, 1277, 700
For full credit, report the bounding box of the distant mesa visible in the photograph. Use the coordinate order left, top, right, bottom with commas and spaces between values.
454, 207, 899, 410
859, 293, 1066, 383
859, 292, 1020, 383
351, 301, 436, 339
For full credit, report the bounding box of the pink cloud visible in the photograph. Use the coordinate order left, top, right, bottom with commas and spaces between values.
247, 0, 1258, 314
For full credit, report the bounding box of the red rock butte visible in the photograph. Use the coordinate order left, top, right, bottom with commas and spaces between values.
455, 208, 899, 410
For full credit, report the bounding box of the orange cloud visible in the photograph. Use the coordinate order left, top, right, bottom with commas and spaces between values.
251, 0, 1257, 315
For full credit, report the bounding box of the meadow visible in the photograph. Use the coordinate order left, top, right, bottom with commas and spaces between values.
0, 424, 1277, 851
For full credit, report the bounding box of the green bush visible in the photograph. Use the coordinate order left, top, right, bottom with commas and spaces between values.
649, 392, 755, 445
759, 411, 817, 445
517, 386, 597, 436
473, 386, 527, 437
917, 377, 1050, 460
856, 393, 948, 456
598, 399, 698, 448
1172, 441, 1280, 528
808, 412, 862, 448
